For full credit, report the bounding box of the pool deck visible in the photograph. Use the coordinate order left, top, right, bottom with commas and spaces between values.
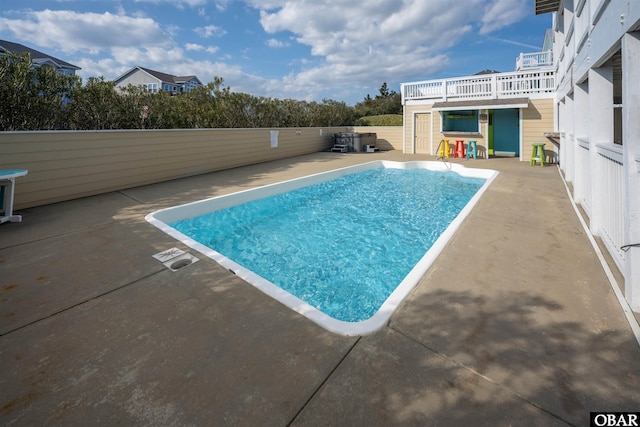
1, 151, 639, 426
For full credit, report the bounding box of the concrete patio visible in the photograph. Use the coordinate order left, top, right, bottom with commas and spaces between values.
1, 151, 639, 426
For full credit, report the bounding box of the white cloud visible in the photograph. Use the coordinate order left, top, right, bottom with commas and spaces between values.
249, 1, 481, 90
185, 43, 220, 54
0, 9, 169, 54
186, 43, 204, 51
266, 38, 288, 48
241, 0, 534, 101
0, 0, 539, 104
134, 0, 209, 7
479, 0, 529, 34
195, 24, 226, 38
214, 0, 232, 12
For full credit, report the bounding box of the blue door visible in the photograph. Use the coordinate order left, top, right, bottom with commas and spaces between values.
492, 109, 519, 156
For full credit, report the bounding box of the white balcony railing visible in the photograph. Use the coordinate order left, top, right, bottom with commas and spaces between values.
516, 51, 554, 71
402, 70, 556, 102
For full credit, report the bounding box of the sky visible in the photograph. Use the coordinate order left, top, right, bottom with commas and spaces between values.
0, 0, 553, 105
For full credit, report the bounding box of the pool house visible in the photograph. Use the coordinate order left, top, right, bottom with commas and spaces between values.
401, 0, 640, 314
400, 40, 556, 163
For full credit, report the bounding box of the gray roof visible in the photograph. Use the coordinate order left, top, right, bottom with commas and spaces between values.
139, 67, 202, 85
0, 39, 80, 70
474, 69, 501, 75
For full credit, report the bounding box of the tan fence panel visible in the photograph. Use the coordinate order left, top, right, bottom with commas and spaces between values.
352, 126, 403, 151
0, 127, 349, 209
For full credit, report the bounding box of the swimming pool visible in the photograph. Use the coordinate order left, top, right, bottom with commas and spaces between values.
146, 161, 498, 336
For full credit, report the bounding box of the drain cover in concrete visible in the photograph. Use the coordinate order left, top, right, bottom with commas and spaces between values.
153, 248, 199, 271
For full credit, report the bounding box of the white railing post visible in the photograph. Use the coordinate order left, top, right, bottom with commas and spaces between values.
491, 75, 497, 98
517, 53, 524, 70
565, 93, 575, 184
558, 99, 568, 176
589, 64, 614, 237
575, 81, 590, 211
622, 32, 640, 311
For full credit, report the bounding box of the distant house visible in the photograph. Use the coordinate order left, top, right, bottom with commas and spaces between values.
0, 39, 81, 75
114, 66, 203, 94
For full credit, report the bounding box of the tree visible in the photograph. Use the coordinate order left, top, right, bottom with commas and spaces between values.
68, 77, 121, 129
379, 82, 391, 98
312, 99, 356, 126
0, 52, 79, 130
111, 84, 158, 129
354, 82, 402, 117
0, 52, 366, 130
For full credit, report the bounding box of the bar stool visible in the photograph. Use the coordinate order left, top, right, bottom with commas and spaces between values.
466, 140, 478, 159
454, 140, 465, 158
438, 139, 450, 158
530, 143, 546, 166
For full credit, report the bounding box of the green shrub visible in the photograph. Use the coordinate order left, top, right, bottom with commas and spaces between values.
354, 114, 402, 126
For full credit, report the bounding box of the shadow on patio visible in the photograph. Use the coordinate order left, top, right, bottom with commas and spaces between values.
1, 151, 639, 426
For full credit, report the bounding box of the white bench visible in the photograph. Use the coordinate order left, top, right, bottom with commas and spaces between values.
1, 169, 28, 224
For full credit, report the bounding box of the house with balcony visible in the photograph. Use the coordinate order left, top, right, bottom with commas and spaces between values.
542, 0, 640, 313
400, 38, 556, 163
114, 66, 203, 94
0, 39, 80, 76
401, 0, 640, 319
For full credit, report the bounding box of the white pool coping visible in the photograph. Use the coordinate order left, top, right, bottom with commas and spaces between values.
145, 160, 499, 336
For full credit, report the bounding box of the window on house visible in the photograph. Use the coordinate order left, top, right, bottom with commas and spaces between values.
442, 110, 478, 132
144, 83, 158, 93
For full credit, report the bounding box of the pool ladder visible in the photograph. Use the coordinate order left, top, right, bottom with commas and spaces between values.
436, 139, 449, 160
436, 139, 452, 170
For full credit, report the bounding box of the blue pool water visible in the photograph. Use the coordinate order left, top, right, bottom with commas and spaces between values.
170, 168, 485, 323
